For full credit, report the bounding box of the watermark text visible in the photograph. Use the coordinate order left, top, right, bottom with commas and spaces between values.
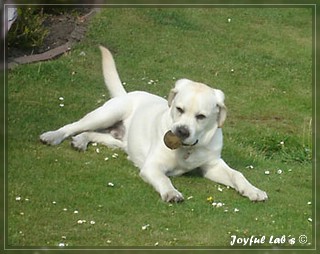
230, 234, 308, 246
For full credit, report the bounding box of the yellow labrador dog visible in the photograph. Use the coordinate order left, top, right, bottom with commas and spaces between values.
40, 46, 268, 203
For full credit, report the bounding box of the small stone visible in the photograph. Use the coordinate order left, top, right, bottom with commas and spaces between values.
142, 224, 150, 230
212, 202, 224, 208
107, 182, 114, 187
59, 97, 64, 101
277, 169, 283, 174
187, 196, 193, 200
90, 220, 96, 225
74, 210, 79, 214
15, 196, 21, 201
265, 170, 270, 175
227, 18, 231, 22
234, 208, 240, 212
308, 218, 312, 222
307, 201, 312, 205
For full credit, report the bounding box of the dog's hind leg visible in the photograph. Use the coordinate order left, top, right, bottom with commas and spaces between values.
71, 132, 124, 151
40, 96, 130, 146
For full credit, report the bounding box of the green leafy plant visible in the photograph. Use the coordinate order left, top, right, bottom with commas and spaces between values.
8, 8, 48, 49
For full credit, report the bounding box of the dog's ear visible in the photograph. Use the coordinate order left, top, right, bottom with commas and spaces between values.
168, 88, 177, 107
167, 79, 191, 107
214, 89, 227, 128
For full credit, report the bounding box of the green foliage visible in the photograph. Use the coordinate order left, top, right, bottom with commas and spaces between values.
8, 8, 48, 49
7, 7, 83, 50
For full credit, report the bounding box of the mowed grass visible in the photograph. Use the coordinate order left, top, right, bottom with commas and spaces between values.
7, 8, 313, 248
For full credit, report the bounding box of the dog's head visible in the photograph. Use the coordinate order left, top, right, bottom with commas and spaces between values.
167, 79, 227, 147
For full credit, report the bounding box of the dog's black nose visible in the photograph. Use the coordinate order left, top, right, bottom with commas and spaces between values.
175, 126, 190, 139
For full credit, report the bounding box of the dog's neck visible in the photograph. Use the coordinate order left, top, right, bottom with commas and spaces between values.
179, 146, 195, 160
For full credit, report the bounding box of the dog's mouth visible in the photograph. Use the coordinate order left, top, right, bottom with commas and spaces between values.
182, 139, 198, 147
164, 130, 198, 150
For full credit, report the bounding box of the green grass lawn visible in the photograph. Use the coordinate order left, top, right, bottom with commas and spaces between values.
7, 7, 313, 249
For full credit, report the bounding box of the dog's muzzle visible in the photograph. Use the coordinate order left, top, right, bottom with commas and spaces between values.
164, 129, 198, 150
175, 126, 190, 140
175, 125, 198, 147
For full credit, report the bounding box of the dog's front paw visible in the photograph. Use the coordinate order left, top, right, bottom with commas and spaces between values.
243, 187, 268, 202
161, 189, 184, 203
40, 131, 64, 146
71, 134, 89, 151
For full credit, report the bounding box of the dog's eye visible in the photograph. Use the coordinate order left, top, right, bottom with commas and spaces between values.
196, 114, 206, 120
176, 107, 184, 114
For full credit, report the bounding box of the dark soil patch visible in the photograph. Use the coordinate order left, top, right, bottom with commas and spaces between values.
8, 8, 95, 60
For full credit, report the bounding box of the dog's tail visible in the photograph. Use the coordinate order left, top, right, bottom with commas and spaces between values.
99, 46, 127, 97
